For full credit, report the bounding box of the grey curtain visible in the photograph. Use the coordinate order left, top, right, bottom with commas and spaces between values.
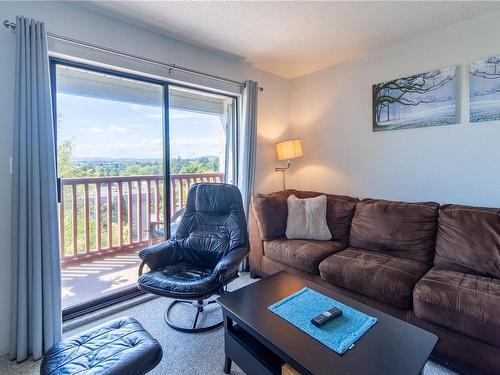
238, 80, 258, 214
10, 16, 62, 362
237, 80, 258, 271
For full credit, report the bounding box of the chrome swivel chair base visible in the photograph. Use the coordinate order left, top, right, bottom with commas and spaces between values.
165, 299, 223, 333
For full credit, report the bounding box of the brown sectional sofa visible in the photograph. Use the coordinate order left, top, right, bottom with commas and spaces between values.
248, 189, 500, 375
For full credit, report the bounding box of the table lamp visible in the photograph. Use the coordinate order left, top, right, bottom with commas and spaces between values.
275, 138, 303, 190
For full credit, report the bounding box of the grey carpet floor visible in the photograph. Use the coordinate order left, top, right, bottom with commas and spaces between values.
0, 272, 460, 375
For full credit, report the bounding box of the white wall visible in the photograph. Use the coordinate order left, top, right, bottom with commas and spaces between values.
0, 1, 289, 356
289, 10, 500, 207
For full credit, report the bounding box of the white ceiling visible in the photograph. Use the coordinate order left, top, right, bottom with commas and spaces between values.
87, 1, 500, 79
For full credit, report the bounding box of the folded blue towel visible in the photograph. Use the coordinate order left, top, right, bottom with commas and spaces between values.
268, 287, 377, 355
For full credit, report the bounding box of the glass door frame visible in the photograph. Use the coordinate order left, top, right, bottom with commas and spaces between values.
50, 57, 239, 320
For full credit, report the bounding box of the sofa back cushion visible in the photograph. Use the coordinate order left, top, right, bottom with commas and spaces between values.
289, 190, 358, 243
251, 190, 358, 243
350, 199, 439, 263
251, 190, 293, 241
434, 204, 500, 278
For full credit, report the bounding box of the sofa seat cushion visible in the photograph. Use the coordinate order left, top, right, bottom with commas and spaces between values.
138, 263, 217, 299
319, 248, 430, 310
414, 267, 500, 348
264, 239, 346, 274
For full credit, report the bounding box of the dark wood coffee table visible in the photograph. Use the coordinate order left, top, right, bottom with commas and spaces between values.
217, 272, 437, 375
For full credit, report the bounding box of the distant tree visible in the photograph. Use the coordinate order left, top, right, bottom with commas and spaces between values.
170, 156, 220, 174
58, 140, 220, 178
57, 139, 75, 177
180, 161, 209, 174
123, 164, 162, 176
57, 139, 93, 177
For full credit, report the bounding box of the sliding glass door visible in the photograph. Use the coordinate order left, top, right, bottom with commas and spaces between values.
51, 59, 238, 318
53, 62, 166, 315
168, 86, 237, 232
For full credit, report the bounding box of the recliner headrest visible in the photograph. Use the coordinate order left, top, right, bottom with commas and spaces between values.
192, 183, 242, 214
175, 182, 248, 252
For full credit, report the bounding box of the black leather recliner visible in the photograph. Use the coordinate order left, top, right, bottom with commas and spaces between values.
137, 183, 249, 333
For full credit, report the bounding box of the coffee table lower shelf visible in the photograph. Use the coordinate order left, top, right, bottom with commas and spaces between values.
224, 316, 286, 375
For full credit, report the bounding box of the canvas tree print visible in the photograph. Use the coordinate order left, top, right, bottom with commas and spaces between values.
373, 67, 457, 131
470, 56, 500, 122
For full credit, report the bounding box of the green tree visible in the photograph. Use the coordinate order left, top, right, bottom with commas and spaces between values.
57, 139, 78, 177
180, 161, 209, 174
170, 156, 220, 174
123, 164, 162, 176
57, 139, 99, 178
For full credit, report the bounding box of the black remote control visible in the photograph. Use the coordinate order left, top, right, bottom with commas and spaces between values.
311, 307, 342, 327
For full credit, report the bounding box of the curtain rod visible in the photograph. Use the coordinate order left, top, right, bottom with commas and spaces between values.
3, 20, 263, 92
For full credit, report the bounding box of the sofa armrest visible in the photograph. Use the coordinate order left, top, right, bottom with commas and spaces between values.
251, 192, 291, 240
248, 200, 265, 275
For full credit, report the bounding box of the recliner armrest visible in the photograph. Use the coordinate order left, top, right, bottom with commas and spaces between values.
139, 239, 181, 271
213, 246, 249, 278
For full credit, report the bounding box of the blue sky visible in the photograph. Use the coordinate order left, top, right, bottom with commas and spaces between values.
57, 93, 223, 160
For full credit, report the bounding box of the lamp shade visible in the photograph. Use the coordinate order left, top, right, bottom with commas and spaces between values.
275, 138, 303, 161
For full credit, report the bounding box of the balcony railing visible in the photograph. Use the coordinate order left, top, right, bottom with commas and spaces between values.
59, 172, 224, 264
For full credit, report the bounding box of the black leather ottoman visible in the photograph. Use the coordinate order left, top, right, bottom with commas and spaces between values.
40, 316, 162, 375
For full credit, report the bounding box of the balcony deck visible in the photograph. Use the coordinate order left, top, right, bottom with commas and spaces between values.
62, 247, 142, 309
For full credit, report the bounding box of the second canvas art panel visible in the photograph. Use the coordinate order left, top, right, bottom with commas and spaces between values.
470, 55, 500, 123
372, 66, 457, 132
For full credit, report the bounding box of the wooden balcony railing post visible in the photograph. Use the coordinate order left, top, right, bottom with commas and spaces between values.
59, 185, 65, 258
146, 180, 151, 242
117, 182, 123, 248
71, 184, 77, 256
107, 182, 113, 248
155, 179, 161, 221
137, 180, 143, 242
96, 182, 101, 252
83, 183, 90, 254
170, 177, 175, 218
154, 180, 160, 221
127, 181, 133, 244
179, 177, 184, 211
